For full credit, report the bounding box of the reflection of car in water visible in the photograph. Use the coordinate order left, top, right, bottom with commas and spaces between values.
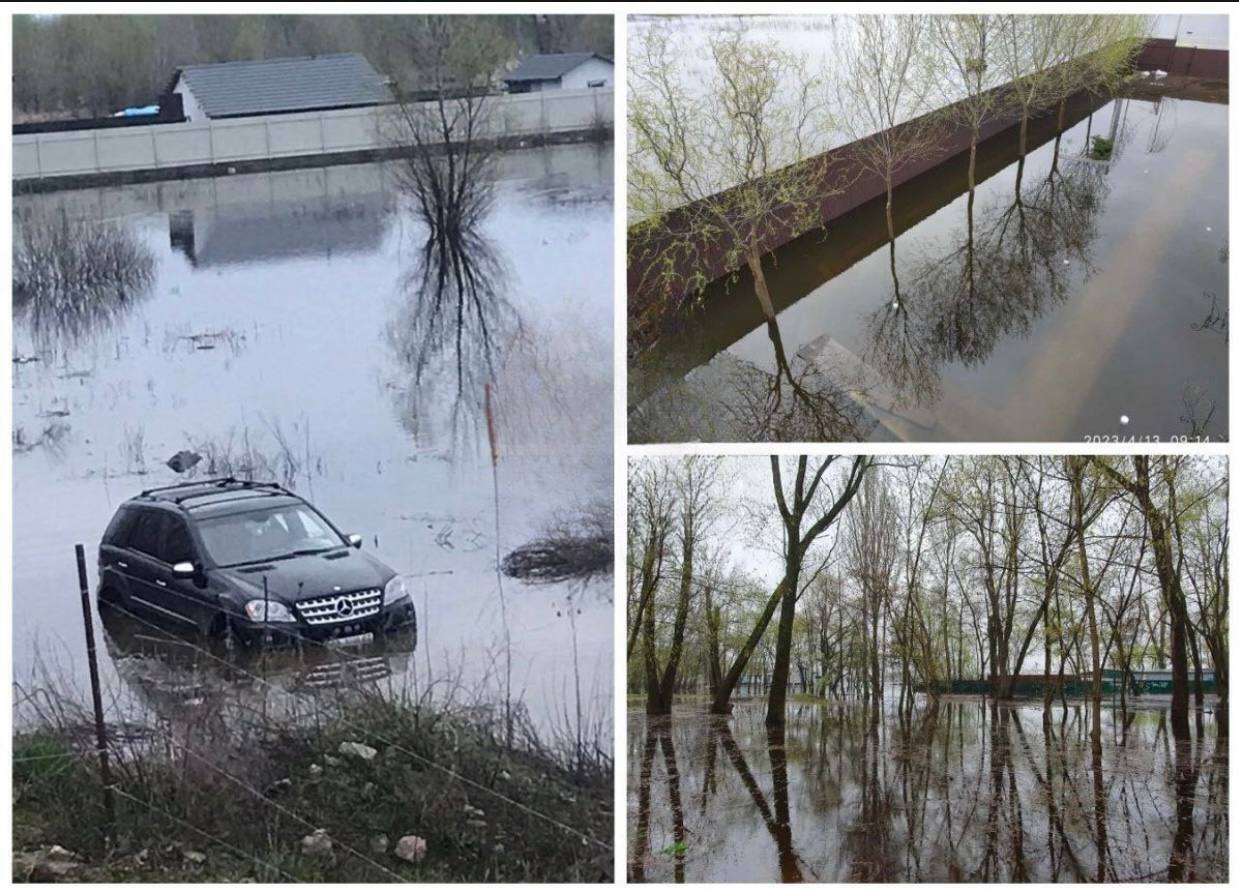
96, 478, 416, 647
98, 604, 417, 715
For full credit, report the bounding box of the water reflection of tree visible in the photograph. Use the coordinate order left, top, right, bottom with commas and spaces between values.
631, 315, 877, 443
727, 319, 875, 442
630, 718, 686, 882
383, 17, 526, 453
387, 223, 519, 449
629, 701, 1227, 881
865, 154, 1110, 409
12, 211, 156, 352
713, 718, 806, 881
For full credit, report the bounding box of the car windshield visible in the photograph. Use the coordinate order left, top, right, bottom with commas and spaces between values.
195, 503, 346, 567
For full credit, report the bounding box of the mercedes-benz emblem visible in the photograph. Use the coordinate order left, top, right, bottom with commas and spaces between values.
336, 597, 353, 617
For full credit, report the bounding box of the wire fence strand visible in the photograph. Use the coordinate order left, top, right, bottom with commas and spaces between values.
90, 598, 611, 852
110, 786, 305, 883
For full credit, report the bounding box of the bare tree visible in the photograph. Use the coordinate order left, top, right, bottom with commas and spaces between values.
845, 470, 900, 714
386, 16, 510, 230
929, 15, 1004, 194
837, 14, 943, 246
629, 22, 838, 323
761, 456, 870, 725
1091, 456, 1193, 743
995, 14, 1072, 162
627, 461, 675, 666
641, 457, 725, 715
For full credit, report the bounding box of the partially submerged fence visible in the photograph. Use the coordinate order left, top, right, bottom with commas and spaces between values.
627, 38, 1228, 339
13, 87, 613, 191
1137, 37, 1228, 80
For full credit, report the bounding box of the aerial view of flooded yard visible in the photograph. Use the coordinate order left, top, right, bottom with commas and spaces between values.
631, 93, 1227, 442
12, 142, 614, 747
628, 13, 1228, 443
628, 699, 1228, 883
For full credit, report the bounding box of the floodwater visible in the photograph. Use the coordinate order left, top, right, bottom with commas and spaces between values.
627, 699, 1228, 883
629, 92, 1229, 443
11, 143, 614, 745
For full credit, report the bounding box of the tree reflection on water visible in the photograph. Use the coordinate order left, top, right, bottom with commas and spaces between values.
387, 221, 520, 452
628, 699, 1227, 883
865, 155, 1110, 412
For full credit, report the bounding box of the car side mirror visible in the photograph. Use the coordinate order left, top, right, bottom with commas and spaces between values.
347, 534, 363, 549
171, 561, 197, 579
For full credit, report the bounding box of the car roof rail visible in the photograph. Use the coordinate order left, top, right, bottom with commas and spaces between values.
137, 477, 297, 502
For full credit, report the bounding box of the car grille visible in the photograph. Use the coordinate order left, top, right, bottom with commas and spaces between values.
295, 588, 382, 625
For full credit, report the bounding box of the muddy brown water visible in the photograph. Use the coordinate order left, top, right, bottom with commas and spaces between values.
12, 144, 614, 743
627, 698, 1228, 883
629, 95, 1228, 443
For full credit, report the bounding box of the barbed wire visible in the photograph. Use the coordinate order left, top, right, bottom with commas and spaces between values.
89, 597, 612, 852
109, 786, 305, 883
151, 728, 411, 882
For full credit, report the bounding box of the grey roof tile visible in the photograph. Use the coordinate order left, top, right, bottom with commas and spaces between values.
175, 53, 389, 118
503, 53, 610, 83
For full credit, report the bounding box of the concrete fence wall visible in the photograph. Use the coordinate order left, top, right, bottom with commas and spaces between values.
14, 87, 613, 184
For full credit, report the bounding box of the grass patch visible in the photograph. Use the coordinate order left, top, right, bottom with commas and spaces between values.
14, 692, 612, 882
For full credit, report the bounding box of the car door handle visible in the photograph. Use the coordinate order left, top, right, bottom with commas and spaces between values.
155, 579, 167, 587
118, 561, 128, 569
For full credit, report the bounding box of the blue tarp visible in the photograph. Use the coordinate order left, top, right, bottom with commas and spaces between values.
112, 105, 160, 118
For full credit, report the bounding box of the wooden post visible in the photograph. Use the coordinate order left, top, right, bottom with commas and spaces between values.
75, 544, 117, 843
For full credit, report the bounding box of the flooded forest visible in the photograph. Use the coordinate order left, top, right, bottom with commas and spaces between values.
627, 455, 1228, 882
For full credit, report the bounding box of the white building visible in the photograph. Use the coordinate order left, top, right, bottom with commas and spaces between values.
503, 53, 614, 93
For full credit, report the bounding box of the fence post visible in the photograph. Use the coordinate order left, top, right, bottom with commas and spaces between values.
75, 544, 117, 843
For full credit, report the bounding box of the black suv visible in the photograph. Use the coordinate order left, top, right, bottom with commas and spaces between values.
97, 478, 416, 645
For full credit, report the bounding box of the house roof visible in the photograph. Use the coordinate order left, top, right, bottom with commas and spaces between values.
503, 53, 612, 83
172, 53, 390, 118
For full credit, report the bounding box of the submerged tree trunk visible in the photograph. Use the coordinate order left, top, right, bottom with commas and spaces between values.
884, 177, 895, 243
766, 556, 803, 727
1094, 457, 1192, 743
1069, 458, 1103, 739
1188, 629, 1205, 736
704, 584, 723, 702
888, 240, 902, 307
967, 135, 978, 194
746, 243, 776, 322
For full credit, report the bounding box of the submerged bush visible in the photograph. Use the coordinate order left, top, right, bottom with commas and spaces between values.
1089, 135, 1114, 160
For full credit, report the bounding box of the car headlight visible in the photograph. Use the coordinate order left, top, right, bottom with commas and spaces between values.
244, 599, 297, 623
385, 575, 411, 604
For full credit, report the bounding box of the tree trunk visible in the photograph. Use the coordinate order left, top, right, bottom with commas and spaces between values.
766, 559, 803, 726
884, 178, 895, 243
967, 135, 977, 194
746, 244, 776, 322
1070, 459, 1103, 739
711, 577, 790, 714
1095, 457, 1191, 743
704, 587, 723, 702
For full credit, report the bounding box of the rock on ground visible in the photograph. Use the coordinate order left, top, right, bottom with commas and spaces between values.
394, 835, 427, 864
338, 741, 378, 761
301, 829, 333, 857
